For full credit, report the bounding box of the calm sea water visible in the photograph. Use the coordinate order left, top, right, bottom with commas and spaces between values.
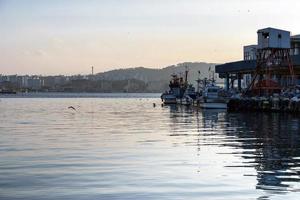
1, 93, 300, 200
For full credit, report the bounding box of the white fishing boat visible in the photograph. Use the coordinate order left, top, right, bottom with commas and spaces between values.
198, 84, 228, 109
177, 84, 196, 106
161, 73, 183, 104
161, 93, 177, 104
179, 95, 193, 106
161, 67, 194, 105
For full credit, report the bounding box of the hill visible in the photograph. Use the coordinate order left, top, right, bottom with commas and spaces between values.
95, 62, 219, 92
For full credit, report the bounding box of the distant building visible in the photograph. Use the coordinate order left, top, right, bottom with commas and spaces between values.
0, 75, 8, 83
7, 75, 18, 84
21, 76, 29, 88
43, 76, 56, 88
54, 76, 68, 85
27, 77, 42, 90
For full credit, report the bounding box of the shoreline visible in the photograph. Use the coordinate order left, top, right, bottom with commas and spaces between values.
0, 92, 161, 98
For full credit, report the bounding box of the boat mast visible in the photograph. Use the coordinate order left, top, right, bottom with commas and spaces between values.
197, 70, 201, 93
212, 68, 215, 85
185, 66, 188, 85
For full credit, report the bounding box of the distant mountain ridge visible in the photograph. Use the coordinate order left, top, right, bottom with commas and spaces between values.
95, 62, 219, 92
0, 62, 220, 93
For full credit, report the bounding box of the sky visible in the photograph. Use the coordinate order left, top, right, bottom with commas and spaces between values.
0, 0, 300, 75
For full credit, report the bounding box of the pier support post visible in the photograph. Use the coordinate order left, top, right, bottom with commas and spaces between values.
238, 74, 242, 92
225, 74, 230, 91
231, 77, 234, 89
277, 74, 282, 87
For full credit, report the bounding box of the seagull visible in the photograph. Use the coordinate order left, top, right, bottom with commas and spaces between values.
68, 106, 76, 111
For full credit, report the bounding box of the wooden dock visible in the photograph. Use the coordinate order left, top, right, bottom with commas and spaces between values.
228, 98, 300, 113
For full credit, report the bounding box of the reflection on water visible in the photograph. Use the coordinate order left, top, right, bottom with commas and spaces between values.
166, 105, 300, 197
224, 112, 300, 193
1, 96, 300, 200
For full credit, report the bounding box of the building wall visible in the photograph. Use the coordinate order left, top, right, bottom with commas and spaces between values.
243, 45, 257, 60
291, 38, 300, 56
27, 78, 42, 90
257, 28, 290, 49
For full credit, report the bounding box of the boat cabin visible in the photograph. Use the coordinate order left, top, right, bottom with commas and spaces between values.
203, 86, 221, 99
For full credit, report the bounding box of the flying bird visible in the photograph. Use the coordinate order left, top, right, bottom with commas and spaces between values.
68, 106, 76, 111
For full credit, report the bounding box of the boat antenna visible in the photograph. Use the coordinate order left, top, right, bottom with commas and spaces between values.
212, 70, 215, 84
185, 65, 189, 86
197, 70, 201, 93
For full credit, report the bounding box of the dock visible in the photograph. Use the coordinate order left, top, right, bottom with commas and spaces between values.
214, 27, 300, 113
228, 97, 300, 113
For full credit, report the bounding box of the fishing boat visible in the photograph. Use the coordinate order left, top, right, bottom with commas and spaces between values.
178, 84, 196, 106
161, 74, 183, 104
161, 70, 188, 104
161, 92, 177, 104
198, 84, 228, 109
179, 95, 194, 106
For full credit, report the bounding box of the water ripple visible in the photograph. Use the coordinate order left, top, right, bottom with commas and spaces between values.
1, 96, 300, 199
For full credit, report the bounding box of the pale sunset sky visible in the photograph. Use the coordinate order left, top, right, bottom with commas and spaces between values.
0, 0, 300, 75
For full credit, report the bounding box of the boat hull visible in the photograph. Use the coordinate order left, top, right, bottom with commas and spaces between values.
180, 100, 192, 106
0, 91, 16, 94
200, 102, 227, 109
161, 93, 177, 104
163, 99, 177, 104
176, 98, 193, 106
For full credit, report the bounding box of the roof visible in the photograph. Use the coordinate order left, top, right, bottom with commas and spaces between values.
291, 35, 300, 41
215, 54, 300, 78
215, 60, 256, 74
257, 27, 290, 34
291, 34, 300, 38
244, 44, 257, 48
